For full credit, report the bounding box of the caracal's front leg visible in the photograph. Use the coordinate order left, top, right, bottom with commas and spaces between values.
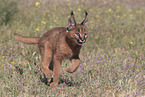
66, 57, 80, 73
41, 41, 53, 78
50, 56, 61, 86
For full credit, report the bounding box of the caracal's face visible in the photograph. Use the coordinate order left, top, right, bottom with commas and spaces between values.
70, 25, 88, 45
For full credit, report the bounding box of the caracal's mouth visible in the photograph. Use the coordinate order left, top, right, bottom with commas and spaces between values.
75, 39, 86, 45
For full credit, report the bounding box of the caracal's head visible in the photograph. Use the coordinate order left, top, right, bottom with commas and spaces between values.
66, 11, 88, 45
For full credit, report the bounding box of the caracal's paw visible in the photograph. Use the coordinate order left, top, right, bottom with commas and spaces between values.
42, 69, 53, 78
66, 66, 76, 73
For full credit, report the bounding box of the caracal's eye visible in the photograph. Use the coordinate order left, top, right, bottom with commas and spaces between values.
75, 33, 80, 37
84, 33, 87, 36
75, 29, 80, 37
84, 33, 87, 38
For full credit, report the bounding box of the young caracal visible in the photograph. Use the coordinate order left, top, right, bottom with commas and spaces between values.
14, 11, 88, 86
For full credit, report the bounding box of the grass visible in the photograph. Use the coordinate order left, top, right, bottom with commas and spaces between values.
0, 0, 145, 96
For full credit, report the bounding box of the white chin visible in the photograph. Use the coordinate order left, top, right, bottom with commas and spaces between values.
77, 43, 83, 45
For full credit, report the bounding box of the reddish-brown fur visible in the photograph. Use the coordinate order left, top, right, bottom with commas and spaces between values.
14, 11, 88, 86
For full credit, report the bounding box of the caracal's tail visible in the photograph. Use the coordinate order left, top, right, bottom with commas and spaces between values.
13, 34, 40, 44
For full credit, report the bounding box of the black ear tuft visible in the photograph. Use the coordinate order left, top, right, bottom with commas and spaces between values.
81, 11, 88, 27
71, 11, 74, 16
85, 11, 88, 16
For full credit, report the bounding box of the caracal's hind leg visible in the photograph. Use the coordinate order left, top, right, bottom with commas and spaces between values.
66, 58, 80, 73
40, 60, 54, 84
40, 41, 53, 79
50, 56, 61, 86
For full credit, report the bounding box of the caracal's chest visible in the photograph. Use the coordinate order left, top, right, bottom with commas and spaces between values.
55, 45, 73, 61
55, 42, 81, 61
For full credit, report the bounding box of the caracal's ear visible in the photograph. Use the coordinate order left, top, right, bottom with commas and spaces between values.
67, 11, 76, 31
81, 11, 88, 27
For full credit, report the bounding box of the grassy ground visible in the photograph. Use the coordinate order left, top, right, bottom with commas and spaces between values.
0, 0, 145, 96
